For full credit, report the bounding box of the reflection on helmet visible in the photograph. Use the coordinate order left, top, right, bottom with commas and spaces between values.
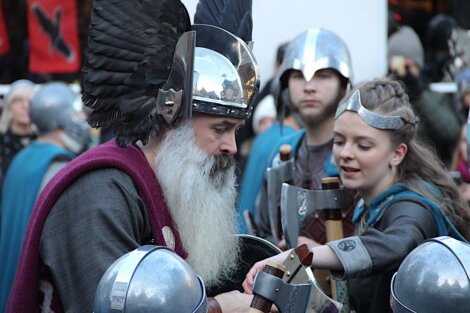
93, 245, 208, 313
390, 236, 470, 313
191, 24, 259, 120
29, 82, 90, 147
156, 25, 260, 123
278, 28, 353, 89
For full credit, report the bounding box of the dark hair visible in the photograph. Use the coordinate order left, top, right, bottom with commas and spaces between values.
355, 77, 470, 239
276, 42, 289, 65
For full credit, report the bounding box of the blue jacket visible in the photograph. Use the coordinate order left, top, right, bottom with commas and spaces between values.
237, 123, 296, 233
267, 129, 338, 177
0, 142, 74, 312
353, 183, 467, 242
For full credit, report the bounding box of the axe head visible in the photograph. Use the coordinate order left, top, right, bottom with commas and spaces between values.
267, 159, 295, 241
281, 184, 349, 249
282, 246, 343, 313
251, 245, 343, 313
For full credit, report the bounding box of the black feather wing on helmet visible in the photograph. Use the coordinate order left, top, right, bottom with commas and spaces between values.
82, 0, 191, 146
194, 0, 253, 43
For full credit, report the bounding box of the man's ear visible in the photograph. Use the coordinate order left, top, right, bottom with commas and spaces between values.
390, 143, 408, 167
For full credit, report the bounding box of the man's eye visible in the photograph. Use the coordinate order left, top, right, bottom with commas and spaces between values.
317, 72, 332, 79
214, 128, 226, 134
290, 72, 304, 79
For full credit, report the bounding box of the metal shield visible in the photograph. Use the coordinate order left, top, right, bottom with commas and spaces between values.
206, 234, 282, 296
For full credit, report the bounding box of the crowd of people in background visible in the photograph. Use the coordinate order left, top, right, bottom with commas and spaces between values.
1, 1, 470, 312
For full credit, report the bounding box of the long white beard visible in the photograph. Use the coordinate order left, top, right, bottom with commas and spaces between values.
155, 120, 240, 288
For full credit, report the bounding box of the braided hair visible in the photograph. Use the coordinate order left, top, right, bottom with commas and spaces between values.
356, 77, 470, 239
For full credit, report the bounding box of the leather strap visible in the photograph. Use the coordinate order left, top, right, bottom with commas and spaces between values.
207, 297, 223, 313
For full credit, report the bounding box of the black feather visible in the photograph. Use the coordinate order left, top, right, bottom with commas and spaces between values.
82, 0, 191, 146
194, 0, 253, 43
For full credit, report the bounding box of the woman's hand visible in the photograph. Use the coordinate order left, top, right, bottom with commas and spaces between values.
214, 290, 253, 313
242, 249, 292, 294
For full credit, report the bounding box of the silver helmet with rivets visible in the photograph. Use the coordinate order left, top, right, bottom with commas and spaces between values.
93, 245, 207, 313
390, 236, 470, 313
82, 0, 259, 147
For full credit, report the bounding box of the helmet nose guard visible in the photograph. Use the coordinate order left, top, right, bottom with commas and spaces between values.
275, 28, 353, 94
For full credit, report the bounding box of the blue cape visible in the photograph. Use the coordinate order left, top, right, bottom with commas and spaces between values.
237, 123, 296, 233
0, 142, 74, 312
353, 183, 467, 242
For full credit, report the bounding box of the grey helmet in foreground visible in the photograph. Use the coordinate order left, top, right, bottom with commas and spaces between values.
93, 245, 208, 313
390, 236, 470, 313
29, 82, 91, 153
272, 28, 353, 128
82, 0, 258, 147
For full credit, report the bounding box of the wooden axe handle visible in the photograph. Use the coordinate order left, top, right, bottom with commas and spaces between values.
249, 261, 286, 313
322, 177, 350, 312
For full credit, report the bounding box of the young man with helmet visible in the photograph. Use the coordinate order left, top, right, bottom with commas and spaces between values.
254, 28, 356, 247
6, 0, 260, 312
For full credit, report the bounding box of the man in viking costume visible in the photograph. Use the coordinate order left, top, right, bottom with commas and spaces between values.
6, 0, 260, 312
253, 28, 356, 246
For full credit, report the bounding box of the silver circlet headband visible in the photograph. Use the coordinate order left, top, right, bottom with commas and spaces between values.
335, 89, 408, 130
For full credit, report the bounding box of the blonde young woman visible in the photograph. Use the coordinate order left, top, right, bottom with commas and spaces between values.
0, 79, 36, 176
243, 78, 470, 313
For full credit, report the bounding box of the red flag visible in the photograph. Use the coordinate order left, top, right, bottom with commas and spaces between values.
27, 0, 81, 73
0, 4, 10, 55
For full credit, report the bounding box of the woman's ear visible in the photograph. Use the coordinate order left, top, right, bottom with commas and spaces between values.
390, 143, 408, 167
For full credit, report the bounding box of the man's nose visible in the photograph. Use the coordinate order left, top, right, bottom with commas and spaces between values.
304, 78, 318, 92
220, 132, 237, 155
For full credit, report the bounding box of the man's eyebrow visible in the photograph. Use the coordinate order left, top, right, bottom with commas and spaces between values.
214, 119, 245, 128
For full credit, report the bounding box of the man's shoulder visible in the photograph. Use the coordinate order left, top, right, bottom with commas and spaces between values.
278, 129, 305, 146
68, 167, 135, 190
275, 129, 305, 154
268, 129, 305, 162
49, 167, 141, 218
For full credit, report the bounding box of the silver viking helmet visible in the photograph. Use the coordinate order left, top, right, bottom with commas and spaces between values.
273, 28, 353, 127
156, 24, 259, 124
390, 236, 470, 313
93, 245, 208, 313
29, 82, 91, 147
278, 28, 353, 87
82, 0, 258, 147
